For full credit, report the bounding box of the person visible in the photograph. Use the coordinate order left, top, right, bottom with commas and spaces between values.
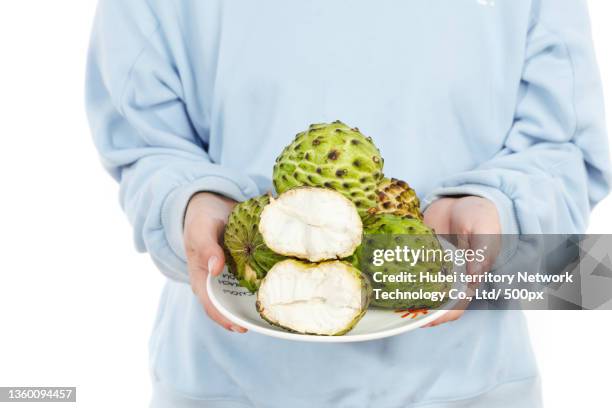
86, 0, 610, 407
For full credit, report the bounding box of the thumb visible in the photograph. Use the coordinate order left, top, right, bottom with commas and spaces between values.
187, 237, 227, 311
196, 241, 226, 278
207, 245, 226, 277
205, 220, 228, 277
192, 229, 227, 278
185, 218, 228, 288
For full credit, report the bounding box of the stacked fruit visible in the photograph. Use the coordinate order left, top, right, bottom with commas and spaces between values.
223, 121, 449, 335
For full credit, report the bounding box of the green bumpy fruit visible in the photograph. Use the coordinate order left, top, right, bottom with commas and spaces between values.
273, 121, 384, 216
369, 178, 423, 220
354, 213, 451, 309
223, 195, 285, 292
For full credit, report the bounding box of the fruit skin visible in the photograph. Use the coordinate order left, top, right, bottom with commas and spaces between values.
368, 178, 423, 220
352, 213, 451, 309
273, 121, 384, 216
255, 260, 371, 336
223, 195, 285, 292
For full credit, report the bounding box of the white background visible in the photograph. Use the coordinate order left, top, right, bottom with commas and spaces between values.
0, 1, 610, 407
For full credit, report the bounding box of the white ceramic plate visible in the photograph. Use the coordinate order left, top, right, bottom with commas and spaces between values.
208, 241, 466, 343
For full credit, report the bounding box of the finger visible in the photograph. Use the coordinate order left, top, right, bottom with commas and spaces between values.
185, 228, 246, 332
422, 255, 475, 328
423, 198, 456, 235
469, 233, 501, 275
451, 229, 481, 278
448, 215, 485, 278
422, 309, 465, 328
204, 244, 227, 278
202, 275, 247, 333
203, 298, 247, 333
422, 297, 470, 328
186, 219, 227, 278
187, 260, 247, 332
186, 243, 225, 296
452, 196, 502, 275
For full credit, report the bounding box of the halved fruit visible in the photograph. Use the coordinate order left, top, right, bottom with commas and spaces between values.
259, 188, 362, 262
256, 260, 371, 335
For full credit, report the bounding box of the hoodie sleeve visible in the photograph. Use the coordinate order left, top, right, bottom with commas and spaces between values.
85, 0, 260, 282
422, 0, 610, 234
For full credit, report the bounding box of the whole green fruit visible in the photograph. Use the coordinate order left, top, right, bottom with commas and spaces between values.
354, 213, 451, 309
369, 178, 423, 220
273, 121, 384, 216
223, 195, 285, 292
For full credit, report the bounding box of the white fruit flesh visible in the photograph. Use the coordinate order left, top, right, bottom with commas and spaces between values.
257, 260, 366, 335
259, 188, 362, 262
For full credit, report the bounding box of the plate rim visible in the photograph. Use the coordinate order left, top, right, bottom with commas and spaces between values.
207, 273, 456, 343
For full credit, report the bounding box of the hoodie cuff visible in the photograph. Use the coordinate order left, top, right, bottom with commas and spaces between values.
161, 176, 253, 263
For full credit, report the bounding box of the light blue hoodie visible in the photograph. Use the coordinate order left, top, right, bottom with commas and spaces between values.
86, 0, 610, 407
